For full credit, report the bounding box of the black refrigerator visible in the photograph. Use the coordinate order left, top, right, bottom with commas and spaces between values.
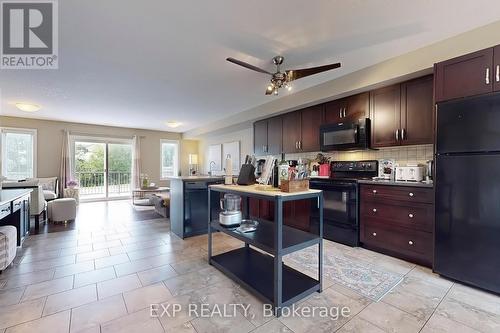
435, 93, 500, 294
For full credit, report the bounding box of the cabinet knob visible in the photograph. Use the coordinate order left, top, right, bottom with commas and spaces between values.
408, 213, 414, 218
372, 208, 377, 213
409, 192, 414, 197
372, 189, 377, 194
372, 232, 377, 237
408, 240, 414, 245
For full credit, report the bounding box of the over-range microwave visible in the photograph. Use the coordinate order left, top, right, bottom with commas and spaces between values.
320, 118, 371, 151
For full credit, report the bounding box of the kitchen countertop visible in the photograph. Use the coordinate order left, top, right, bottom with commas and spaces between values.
167, 176, 224, 181
0, 188, 33, 206
209, 184, 322, 198
358, 179, 434, 188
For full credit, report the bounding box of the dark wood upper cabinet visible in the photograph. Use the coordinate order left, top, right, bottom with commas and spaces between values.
494, 45, 500, 92
253, 120, 268, 155
253, 117, 282, 155
345, 92, 370, 121
370, 84, 401, 148
267, 116, 282, 155
300, 105, 323, 152
282, 111, 302, 153
434, 48, 494, 103
324, 99, 346, 124
400, 75, 434, 145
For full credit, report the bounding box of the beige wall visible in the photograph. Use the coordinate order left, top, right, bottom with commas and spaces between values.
0, 116, 198, 186
195, 20, 500, 168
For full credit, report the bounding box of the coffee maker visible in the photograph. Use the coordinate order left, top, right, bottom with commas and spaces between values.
219, 194, 242, 226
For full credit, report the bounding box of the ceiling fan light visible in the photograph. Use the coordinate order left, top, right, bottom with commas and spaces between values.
287, 85, 292, 91
273, 89, 278, 96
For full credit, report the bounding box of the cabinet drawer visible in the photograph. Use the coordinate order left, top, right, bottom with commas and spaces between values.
361, 185, 434, 204
0, 203, 11, 220
361, 221, 432, 262
12, 198, 24, 213
360, 201, 434, 232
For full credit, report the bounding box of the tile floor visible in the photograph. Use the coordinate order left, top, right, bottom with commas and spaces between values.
0, 201, 499, 332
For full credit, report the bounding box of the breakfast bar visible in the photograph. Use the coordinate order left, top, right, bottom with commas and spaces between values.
207, 184, 323, 317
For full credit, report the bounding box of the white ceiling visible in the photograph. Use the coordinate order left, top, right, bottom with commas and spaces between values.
1, 1, 500, 133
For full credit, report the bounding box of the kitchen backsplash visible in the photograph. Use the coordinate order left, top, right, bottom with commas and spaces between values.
258, 144, 434, 167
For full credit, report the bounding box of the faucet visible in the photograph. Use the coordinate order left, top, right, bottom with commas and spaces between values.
208, 161, 216, 176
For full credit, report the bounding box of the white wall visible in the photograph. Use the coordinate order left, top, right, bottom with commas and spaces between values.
198, 126, 252, 174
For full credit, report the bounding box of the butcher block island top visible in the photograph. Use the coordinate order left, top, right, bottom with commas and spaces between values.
208, 183, 323, 317
209, 184, 322, 199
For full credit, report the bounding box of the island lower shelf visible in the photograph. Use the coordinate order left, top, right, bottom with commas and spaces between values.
210, 219, 320, 255
210, 247, 320, 306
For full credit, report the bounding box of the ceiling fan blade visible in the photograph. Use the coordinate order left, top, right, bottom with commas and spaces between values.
226, 57, 272, 75
286, 62, 341, 81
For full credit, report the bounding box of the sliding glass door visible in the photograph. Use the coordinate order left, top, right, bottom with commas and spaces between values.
73, 137, 132, 200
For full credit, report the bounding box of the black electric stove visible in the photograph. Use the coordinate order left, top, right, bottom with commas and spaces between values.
310, 160, 378, 247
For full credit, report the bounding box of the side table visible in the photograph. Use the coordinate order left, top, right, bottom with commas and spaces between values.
63, 187, 80, 204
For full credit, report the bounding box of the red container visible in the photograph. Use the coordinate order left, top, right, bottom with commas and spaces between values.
319, 164, 330, 177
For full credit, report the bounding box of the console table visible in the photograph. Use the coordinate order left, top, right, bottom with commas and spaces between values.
0, 189, 32, 246
208, 184, 323, 317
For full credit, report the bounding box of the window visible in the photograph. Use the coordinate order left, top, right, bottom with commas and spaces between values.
0, 128, 37, 180
160, 140, 179, 179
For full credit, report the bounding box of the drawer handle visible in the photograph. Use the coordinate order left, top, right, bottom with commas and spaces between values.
408, 213, 414, 218
409, 192, 414, 197
408, 240, 414, 246
1, 208, 10, 213
372, 232, 377, 237
372, 190, 377, 194
372, 208, 377, 213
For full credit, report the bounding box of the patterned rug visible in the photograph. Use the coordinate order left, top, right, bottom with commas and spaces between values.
286, 247, 403, 301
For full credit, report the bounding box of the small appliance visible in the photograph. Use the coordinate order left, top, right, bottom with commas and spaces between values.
320, 118, 371, 151
395, 166, 425, 182
219, 194, 242, 226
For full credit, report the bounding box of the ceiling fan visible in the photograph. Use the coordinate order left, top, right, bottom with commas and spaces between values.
226, 56, 341, 95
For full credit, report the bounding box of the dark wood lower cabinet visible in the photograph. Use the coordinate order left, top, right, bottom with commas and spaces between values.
360, 184, 434, 267
248, 198, 310, 231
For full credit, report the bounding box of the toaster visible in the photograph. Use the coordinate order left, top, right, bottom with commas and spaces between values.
395, 166, 425, 182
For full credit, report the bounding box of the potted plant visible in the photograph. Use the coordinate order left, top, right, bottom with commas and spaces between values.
67, 180, 78, 189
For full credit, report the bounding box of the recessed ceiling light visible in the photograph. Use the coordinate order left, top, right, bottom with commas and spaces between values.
15, 103, 41, 112
166, 121, 182, 128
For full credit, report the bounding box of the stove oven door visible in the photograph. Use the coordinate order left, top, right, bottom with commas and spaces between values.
310, 181, 359, 246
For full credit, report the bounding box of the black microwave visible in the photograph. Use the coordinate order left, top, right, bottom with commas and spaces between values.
320, 118, 371, 151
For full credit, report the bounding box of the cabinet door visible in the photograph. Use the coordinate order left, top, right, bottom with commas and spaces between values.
370, 84, 401, 147
345, 92, 369, 121
267, 116, 282, 155
324, 99, 347, 124
282, 111, 301, 153
401, 75, 434, 145
300, 105, 323, 152
434, 48, 494, 102
494, 45, 500, 92
253, 120, 268, 155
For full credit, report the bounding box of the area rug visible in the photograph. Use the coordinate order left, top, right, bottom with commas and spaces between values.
286, 247, 403, 301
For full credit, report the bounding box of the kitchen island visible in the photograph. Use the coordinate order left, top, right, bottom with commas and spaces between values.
208, 184, 323, 317
168, 176, 223, 238
0, 189, 32, 246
